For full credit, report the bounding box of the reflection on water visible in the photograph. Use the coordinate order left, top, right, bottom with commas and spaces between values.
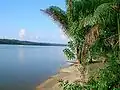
18, 45, 24, 64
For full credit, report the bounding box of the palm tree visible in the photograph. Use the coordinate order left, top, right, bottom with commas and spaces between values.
40, 0, 92, 64
87, 0, 120, 63
41, 0, 118, 64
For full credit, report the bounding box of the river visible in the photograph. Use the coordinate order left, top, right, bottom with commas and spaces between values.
0, 45, 68, 90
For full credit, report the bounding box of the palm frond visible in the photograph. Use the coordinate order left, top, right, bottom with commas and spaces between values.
94, 3, 117, 27
40, 6, 68, 31
66, 0, 114, 21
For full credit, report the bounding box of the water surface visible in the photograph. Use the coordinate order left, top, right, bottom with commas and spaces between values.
0, 45, 67, 90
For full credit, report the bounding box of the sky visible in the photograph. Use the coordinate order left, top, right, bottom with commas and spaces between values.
0, 0, 68, 43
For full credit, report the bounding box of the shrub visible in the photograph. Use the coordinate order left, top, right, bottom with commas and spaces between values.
60, 53, 120, 90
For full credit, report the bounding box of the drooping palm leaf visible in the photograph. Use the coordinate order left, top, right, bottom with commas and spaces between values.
40, 6, 68, 32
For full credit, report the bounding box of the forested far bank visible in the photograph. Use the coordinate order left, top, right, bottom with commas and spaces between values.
0, 39, 67, 46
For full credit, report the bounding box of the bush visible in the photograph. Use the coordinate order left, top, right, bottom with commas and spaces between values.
59, 80, 83, 90
59, 53, 120, 90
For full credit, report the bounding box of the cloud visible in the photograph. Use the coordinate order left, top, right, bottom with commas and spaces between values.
19, 29, 26, 40
35, 36, 40, 40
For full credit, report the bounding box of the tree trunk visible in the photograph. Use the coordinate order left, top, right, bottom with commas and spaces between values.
69, 0, 72, 9
117, 13, 120, 61
76, 46, 82, 64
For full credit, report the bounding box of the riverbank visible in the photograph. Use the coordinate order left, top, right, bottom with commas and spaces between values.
36, 63, 86, 90
36, 61, 104, 90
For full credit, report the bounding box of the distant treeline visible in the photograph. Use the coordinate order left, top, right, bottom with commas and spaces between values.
0, 39, 67, 46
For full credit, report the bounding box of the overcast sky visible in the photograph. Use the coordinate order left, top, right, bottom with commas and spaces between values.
0, 0, 68, 43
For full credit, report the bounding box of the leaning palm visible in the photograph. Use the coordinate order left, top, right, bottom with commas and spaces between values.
41, 0, 118, 64
40, 0, 93, 63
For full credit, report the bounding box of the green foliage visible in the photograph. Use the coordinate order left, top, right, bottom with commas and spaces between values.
59, 53, 120, 90
42, 1, 120, 89
42, 0, 118, 62
63, 41, 75, 60
63, 48, 75, 60
95, 55, 120, 90
59, 80, 82, 90
40, 6, 68, 32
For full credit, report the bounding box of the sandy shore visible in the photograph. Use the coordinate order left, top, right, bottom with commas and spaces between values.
36, 60, 104, 90
36, 63, 83, 90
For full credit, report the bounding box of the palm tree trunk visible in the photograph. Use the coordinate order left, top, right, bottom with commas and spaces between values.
76, 46, 81, 64
69, 0, 72, 9
117, 13, 120, 60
